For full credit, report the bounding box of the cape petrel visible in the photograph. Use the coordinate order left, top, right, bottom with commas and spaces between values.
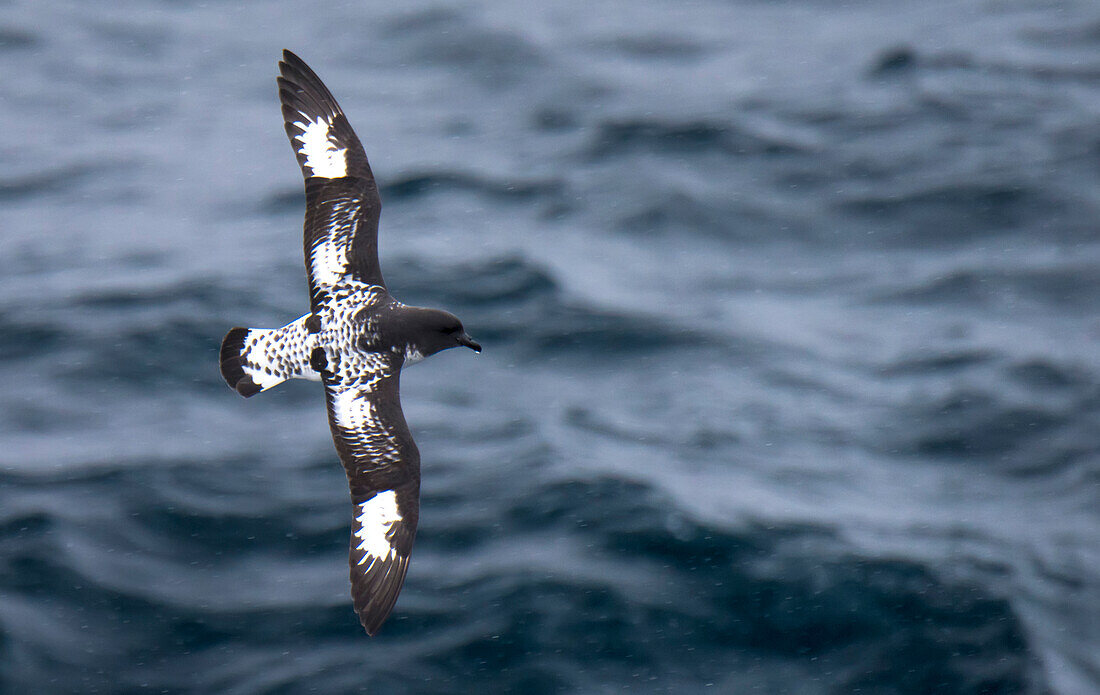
219, 50, 480, 636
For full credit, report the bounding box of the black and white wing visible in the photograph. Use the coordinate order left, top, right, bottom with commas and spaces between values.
324, 367, 420, 636
277, 50, 385, 309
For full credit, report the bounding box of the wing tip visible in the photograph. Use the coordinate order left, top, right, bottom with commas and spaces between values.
278, 49, 309, 81
351, 553, 410, 637
277, 50, 338, 111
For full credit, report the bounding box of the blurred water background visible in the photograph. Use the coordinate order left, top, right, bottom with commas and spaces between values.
2, 0, 1099, 692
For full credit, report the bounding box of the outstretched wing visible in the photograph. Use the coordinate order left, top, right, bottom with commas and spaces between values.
277, 50, 385, 308
324, 367, 420, 636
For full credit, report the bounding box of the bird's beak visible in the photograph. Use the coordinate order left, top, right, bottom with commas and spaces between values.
457, 332, 481, 353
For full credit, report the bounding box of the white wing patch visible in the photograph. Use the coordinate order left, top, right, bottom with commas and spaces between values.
294, 115, 348, 178
332, 387, 372, 431
308, 198, 361, 286
354, 490, 402, 565
309, 232, 347, 286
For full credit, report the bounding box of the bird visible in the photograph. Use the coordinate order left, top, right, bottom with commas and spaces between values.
218, 50, 481, 636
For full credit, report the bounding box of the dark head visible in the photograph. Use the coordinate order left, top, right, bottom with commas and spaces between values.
401, 308, 480, 363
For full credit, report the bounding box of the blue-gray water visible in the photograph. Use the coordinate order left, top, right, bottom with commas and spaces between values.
2, 1, 1099, 693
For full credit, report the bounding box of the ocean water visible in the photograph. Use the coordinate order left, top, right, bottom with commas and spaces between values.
2, 0, 1099, 692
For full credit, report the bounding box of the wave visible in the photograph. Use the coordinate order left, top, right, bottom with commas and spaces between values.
0, 27, 37, 52
871, 263, 1100, 310
0, 163, 111, 202
0, 470, 1044, 693
836, 182, 1061, 245
587, 117, 808, 160
262, 171, 564, 216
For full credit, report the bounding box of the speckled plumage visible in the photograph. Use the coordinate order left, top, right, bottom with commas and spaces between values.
220, 51, 480, 636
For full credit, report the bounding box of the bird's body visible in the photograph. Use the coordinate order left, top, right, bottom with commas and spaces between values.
219, 51, 479, 636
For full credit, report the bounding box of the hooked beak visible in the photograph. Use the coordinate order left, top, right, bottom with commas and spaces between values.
456, 332, 481, 353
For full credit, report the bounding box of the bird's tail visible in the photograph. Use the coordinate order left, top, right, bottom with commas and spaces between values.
219, 314, 320, 397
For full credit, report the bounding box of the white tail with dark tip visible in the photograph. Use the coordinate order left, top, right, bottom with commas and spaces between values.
219, 314, 320, 397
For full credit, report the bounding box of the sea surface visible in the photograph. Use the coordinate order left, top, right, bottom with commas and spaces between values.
1, 1, 1099, 693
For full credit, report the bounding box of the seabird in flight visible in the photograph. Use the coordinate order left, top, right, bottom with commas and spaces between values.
219, 50, 481, 635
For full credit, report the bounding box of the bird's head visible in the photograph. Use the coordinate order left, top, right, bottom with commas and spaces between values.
400, 308, 480, 364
